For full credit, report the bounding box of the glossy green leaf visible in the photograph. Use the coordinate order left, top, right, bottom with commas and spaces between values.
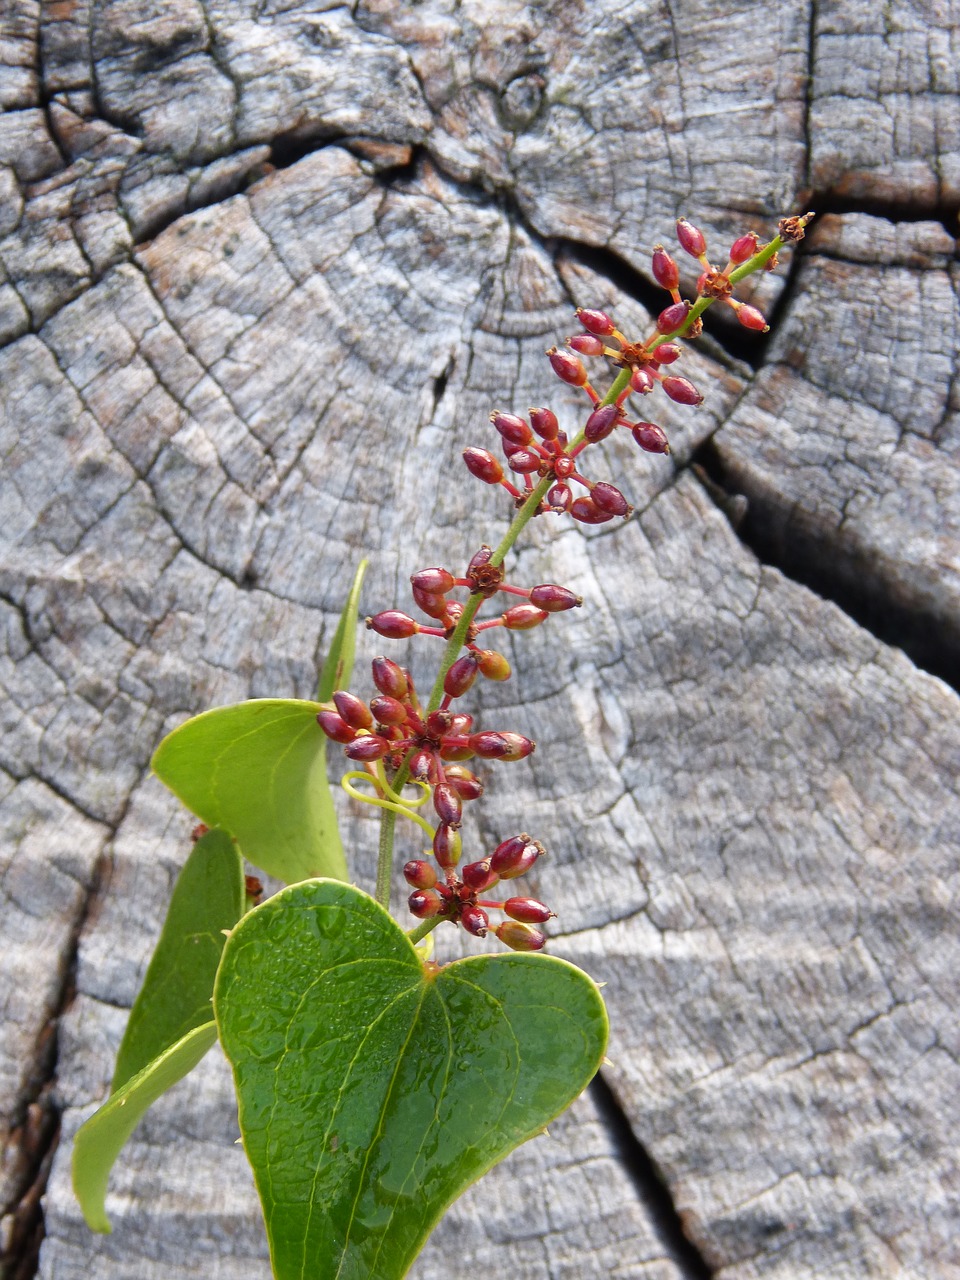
112, 828, 244, 1092
152, 700, 347, 884
73, 1022, 218, 1233
318, 558, 368, 701
215, 880, 608, 1280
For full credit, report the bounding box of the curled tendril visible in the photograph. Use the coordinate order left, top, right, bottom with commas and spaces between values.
341, 771, 436, 838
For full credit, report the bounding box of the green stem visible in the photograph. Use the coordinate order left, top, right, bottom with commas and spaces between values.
407, 915, 443, 945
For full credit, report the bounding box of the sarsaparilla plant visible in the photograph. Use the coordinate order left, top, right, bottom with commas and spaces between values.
72, 212, 812, 1278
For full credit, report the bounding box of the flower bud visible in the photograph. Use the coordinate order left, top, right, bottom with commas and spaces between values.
547, 481, 572, 511
507, 448, 543, 474
411, 567, 455, 594
632, 421, 670, 454
630, 368, 655, 394
490, 411, 533, 446
651, 244, 680, 291
502, 603, 549, 630
657, 300, 690, 334
468, 731, 535, 761
529, 406, 560, 441
345, 734, 391, 761
370, 694, 407, 726
367, 610, 418, 638
547, 347, 588, 386
331, 690, 373, 730
676, 217, 707, 258
462, 859, 498, 892
433, 783, 462, 825
574, 307, 615, 337
443, 766, 483, 801
729, 231, 759, 264
653, 343, 680, 364
476, 648, 512, 680
568, 333, 605, 356
463, 447, 504, 484
504, 897, 554, 923
570, 497, 614, 524
461, 905, 490, 937
496, 921, 546, 950
404, 859, 438, 889
735, 303, 769, 332
411, 583, 449, 620
316, 709, 357, 743
490, 834, 536, 876
433, 822, 462, 868
591, 482, 630, 516
583, 403, 619, 442
553, 456, 574, 480
444, 653, 480, 698
661, 375, 703, 406
371, 656, 408, 700
409, 889, 444, 919
529, 584, 582, 612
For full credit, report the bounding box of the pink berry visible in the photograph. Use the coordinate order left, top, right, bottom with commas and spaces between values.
409, 889, 444, 919
661, 375, 703, 406
371, 656, 408, 700
529, 584, 582, 612
490, 411, 533, 446
504, 897, 554, 923
729, 232, 759, 264
345, 734, 391, 761
367, 611, 418, 638
736, 303, 769, 332
316, 709, 356, 743
657, 300, 689, 334
411, 566, 455, 594
529, 406, 560, 441
591, 482, 630, 516
630, 368, 655, 394
468, 731, 535, 761
568, 333, 605, 356
584, 404, 619, 442
651, 244, 680, 291
676, 217, 707, 258
632, 421, 670, 454
495, 921, 546, 951
404, 859, 438, 889
463, 447, 504, 484
547, 347, 588, 386
461, 905, 490, 938
502, 604, 549, 631
444, 653, 480, 698
574, 307, 615, 337
462, 859, 498, 892
370, 694, 408, 726
570, 496, 614, 524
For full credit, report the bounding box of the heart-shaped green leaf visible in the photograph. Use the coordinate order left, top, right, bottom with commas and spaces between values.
112, 828, 243, 1091
73, 1022, 218, 1233
152, 700, 347, 884
214, 880, 608, 1280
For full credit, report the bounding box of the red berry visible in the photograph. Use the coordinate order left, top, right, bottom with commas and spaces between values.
529, 406, 560, 441
504, 897, 554, 923
630, 368, 655, 394
651, 244, 679, 291
574, 307, 615, 337
461, 905, 490, 937
502, 603, 548, 631
409, 748, 434, 781
490, 411, 533, 446
433, 783, 462, 825
568, 333, 604, 356
467, 546, 493, 574
547, 482, 572, 511
529, 584, 582, 612
331, 690, 373, 730
462, 859, 498, 892
570, 497, 614, 524
584, 403, 619, 442
729, 231, 759, 264
409, 889, 444, 919
676, 217, 707, 258
508, 448, 543, 474
653, 343, 680, 364
370, 694, 407, 726
411, 567, 455, 594
657, 300, 689, 334
371, 656, 408, 700
463, 447, 504, 484
661, 375, 703, 406
475, 649, 512, 680
443, 766, 483, 801
468, 732, 535, 761
444, 653, 479, 698
345, 734, 391, 761
591, 482, 630, 516
433, 822, 462, 868
632, 421, 670, 454
553, 456, 574, 480
735, 303, 769, 332
404, 859, 438, 889
367, 611, 418, 638
411, 583, 449, 620
316, 709, 356, 743
495, 921, 546, 951
547, 347, 587, 386
490, 835, 538, 877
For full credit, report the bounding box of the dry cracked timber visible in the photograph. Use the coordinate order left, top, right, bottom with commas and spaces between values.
1, 1, 959, 1278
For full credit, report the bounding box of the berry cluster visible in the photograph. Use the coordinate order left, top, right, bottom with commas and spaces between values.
317, 212, 811, 952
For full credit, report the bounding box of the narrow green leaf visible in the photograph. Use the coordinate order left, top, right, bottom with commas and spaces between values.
112, 828, 244, 1092
152, 700, 348, 884
73, 1022, 218, 1234
318, 558, 368, 702
215, 880, 608, 1280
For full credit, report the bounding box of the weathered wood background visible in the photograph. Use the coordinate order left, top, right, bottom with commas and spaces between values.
2, 1, 959, 1276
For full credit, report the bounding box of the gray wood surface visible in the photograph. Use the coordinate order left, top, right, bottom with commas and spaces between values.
2, 1, 958, 1277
